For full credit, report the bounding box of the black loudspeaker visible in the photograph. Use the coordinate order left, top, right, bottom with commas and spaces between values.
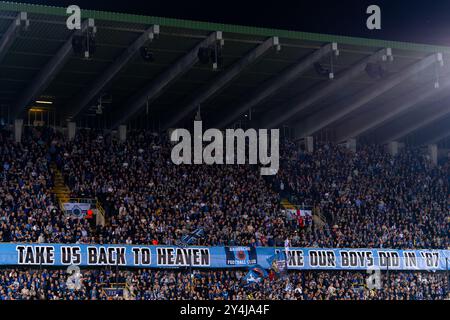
72, 33, 96, 57
140, 46, 154, 62
314, 62, 330, 76
72, 35, 84, 55
198, 47, 211, 64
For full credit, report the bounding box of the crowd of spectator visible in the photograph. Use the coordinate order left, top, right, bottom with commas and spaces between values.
57, 129, 449, 249
59, 129, 285, 246
275, 140, 449, 249
0, 127, 448, 249
0, 126, 448, 301
0, 268, 447, 300
0, 127, 93, 244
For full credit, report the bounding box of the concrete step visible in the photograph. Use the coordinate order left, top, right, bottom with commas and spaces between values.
50, 163, 74, 207
54, 189, 70, 193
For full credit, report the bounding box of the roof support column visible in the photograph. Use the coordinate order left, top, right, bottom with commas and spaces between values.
388, 141, 399, 156
67, 122, 76, 141
428, 144, 438, 166
305, 136, 314, 153
14, 118, 23, 143
118, 125, 127, 142
346, 138, 357, 153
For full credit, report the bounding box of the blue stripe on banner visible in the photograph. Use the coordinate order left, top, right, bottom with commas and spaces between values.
0, 243, 448, 270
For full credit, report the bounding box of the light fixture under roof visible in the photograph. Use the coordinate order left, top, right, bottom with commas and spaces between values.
29, 108, 45, 112
35, 100, 53, 105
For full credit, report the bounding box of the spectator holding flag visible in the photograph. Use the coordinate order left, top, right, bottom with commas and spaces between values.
243, 265, 268, 287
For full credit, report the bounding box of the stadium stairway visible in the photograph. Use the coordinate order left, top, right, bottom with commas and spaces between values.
50, 163, 71, 205
280, 199, 296, 210
50, 163, 107, 227
312, 207, 326, 229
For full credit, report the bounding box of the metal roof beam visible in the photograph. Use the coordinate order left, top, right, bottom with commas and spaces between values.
0, 12, 28, 63
66, 25, 160, 121
162, 36, 278, 130
11, 18, 92, 119
261, 48, 389, 129
294, 53, 440, 139
213, 43, 334, 129
416, 116, 450, 145
335, 75, 450, 142
109, 31, 221, 129
379, 100, 450, 143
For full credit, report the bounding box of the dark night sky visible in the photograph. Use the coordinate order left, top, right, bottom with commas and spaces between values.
15, 0, 450, 46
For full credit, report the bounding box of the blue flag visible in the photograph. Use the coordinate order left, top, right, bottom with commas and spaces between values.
178, 228, 205, 246
267, 251, 288, 275
243, 265, 268, 285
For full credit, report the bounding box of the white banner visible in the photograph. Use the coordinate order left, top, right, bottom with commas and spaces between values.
288, 209, 312, 217
63, 202, 91, 218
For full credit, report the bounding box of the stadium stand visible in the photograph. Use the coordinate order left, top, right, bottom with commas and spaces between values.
2, 127, 446, 249
0, 126, 448, 300
0, 2, 448, 301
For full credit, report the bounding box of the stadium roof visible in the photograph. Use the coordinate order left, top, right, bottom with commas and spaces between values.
0, 1, 449, 146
